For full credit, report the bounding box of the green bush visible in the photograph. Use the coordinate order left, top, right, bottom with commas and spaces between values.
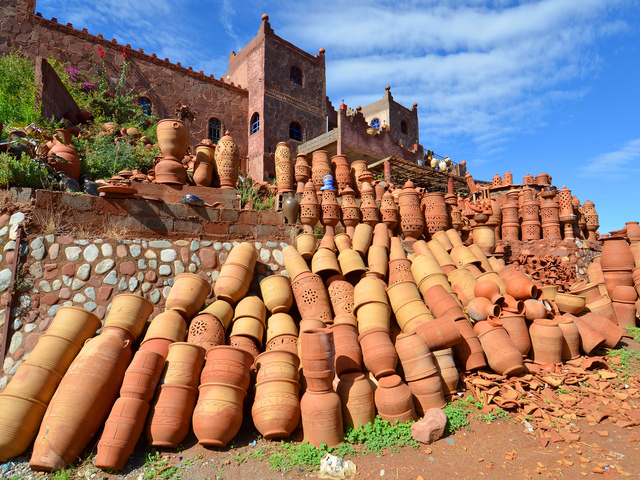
0, 53, 39, 129
0, 152, 55, 189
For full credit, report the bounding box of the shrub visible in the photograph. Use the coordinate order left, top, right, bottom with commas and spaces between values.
0, 53, 39, 129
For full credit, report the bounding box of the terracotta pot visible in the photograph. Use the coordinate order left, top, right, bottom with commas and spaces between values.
300, 328, 335, 377
340, 187, 360, 236
311, 247, 341, 280
201, 300, 234, 330
398, 181, 425, 240
162, 342, 206, 388
146, 383, 197, 447
166, 273, 212, 319
431, 230, 454, 252
408, 374, 446, 415
473, 280, 504, 305
503, 294, 525, 315
388, 258, 415, 286
373, 223, 391, 250
354, 276, 391, 333
450, 245, 480, 268
414, 313, 462, 351
577, 312, 623, 348
380, 191, 399, 233
368, 245, 389, 279
524, 299, 548, 321
352, 224, 373, 256
451, 317, 487, 372
321, 186, 341, 234
255, 350, 300, 383
252, 379, 301, 439
395, 332, 437, 382
139, 337, 173, 359
0, 394, 48, 463
43, 306, 101, 344
144, 310, 187, 345
275, 142, 294, 193
300, 180, 321, 231
2, 363, 62, 405
103, 294, 154, 340
506, 276, 538, 301
358, 327, 398, 378
422, 284, 463, 318
95, 397, 149, 471
291, 271, 333, 324
432, 348, 459, 396
554, 293, 586, 315
201, 346, 254, 390
500, 314, 530, 357
47, 146, 81, 180
266, 313, 298, 343
326, 275, 355, 317
157, 119, 189, 161
192, 382, 247, 447
447, 268, 477, 307
193, 159, 214, 187
30, 327, 134, 472
350, 159, 368, 195
295, 154, 311, 193
214, 132, 239, 189
600, 236, 634, 271
312, 150, 332, 193
234, 296, 267, 324
336, 372, 375, 430
467, 297, 501, 322
16, 335, 78, 379
565, 314, 606, 355
422, 192, 449, 235
338, 249, 367, 282
528, 319, 563, 364
375, 375, 417, 424
603, 269, 634, 297
332, 154, 352, 192
539, 285, 559, 301
187, 313, 225, 350
612, 300, 637, 328
556, 317, 581, 360
424, 242, 453, 274
283, 244, 311, 280
300, 389, 343, 447
296, 233, 317, 260
334, 234, 352, 253
329, 323, 362, 376
334, 313, 358, 326
475, 321, 524, 376
266, 334, 299, 355
230, 316, 264, 346
119, 350, 166, 403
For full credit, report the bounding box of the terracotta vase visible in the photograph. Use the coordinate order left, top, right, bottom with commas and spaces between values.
422, 192, 450, 235
300, 328, 335, 391
600, 236, 634, 271
500, 314, 530, 357
30, 326, 134, 472
47, 144, 81, 180
331, 154, 352, 192
474, 319, 524, 376
451, 317, 487, 372
359, 182, 380, 228
146, 383, 197, 447
408, 374, 446, 415
252, 378, 301, 439
399, 181, 425, 241
326, 274, 355, 316
214, 243, 257, 304
300, 180, 321, 232
296, 233, 317, 260
528, 319, 564, 364
165, 273, 212, 318
565, 313, 606, 354
474, 280, 504, 305
295, 154, 311, 194
340, 186, 360, 236
283, 195, 300, 224
144, 310, 187, 344
291, 271, 333, 324
329, 323, 363, 376
259, 275, 293, 314
432, 348, 459, 396
0, 394, 48, 462
312, 150, 332, 193
162, 342, 206, 388
193, 145, 216, 186
336, 372, 375, 430
95, 397, 149, 471
192, 382, 247, 447
187, 313, 225, 350
358, 327, 397, 378
375, 374, 417, 423
381, 191, 399, 234
577, 312, 623, 348
467, 297, 501, 322
499, 266, 538, 300
214, 131, 239, 189
300, 389, 344, 447
255, 350, 300, 383
321, 183, 340, 235
556, 317, 581, 360
157, 119, 189, 161
201, 346, 254, 390
414, 313, 462, 351
275, 142, 294, 193
104, 294, 154, 340
350, 160, 368, 196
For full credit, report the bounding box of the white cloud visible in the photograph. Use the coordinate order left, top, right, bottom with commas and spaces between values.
579, 138, 640, 178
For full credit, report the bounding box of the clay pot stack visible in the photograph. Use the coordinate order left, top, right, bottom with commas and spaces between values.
229, 296, 267, 360
155, 119, 190, 185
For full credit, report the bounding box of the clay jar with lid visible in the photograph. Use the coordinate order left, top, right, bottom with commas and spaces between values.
528, 319, 563, 364
374, 374, 417, 424
336, 372, 375, 430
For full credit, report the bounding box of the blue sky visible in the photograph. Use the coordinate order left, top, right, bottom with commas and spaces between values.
35, 0, 640, 234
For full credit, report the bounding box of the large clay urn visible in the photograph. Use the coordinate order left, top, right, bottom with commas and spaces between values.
30, 326, 135, 471
311, 150, 332, 193
359, 181, 380, 228
528, 319, 563, 364
275, 141, 294, 193
192, 383, 247, 447
252, 378, 301, 439
600, 236, 634, 271
157, 119, 189, 161
399, 181, 425, 241
300, 180, 320, 233
300, 389, 343, 447
295, 154, 311, 194
165, 273, 211, 319
422, 192, 449, 235
331, 154, 352, 193
193, 144, 216, 187
214, 131, 239, 189
380, 190, 399, 235
336, 373, 375, 430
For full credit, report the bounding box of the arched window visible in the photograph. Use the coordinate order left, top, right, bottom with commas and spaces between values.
208, 118, 222, 144
370, 118, 380, 129
400, 120, 408, 135
290, 66, 303, 86
250, 112, 260, 134
137, 97, 152, 115
289, 121, 302, 141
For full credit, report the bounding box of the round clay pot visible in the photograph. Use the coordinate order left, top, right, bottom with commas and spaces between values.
192, 383, 247, 447
408, 374, 446, 415
414, 313, 462, 351
166, 274, 212, 319
600, 236, 634, 271
44, 306, 101, 344
336, 372, 375, 430
432, 349, 459, 396
201, 346, 254, 390
162, 342, 206, 388
291, 271, 333, 324
193, 160, 214, 187
266, 313, 298, 343
300, 389, 344, 447
500, 314, 531, 357
556, 317, 581, 360
296, 233, 317, 260
104, 294, 154, 340
201, 300, 234, 330
144, 310, 187, 344
476, 322, 524, 376
157, 119, 189, 161
467, 297, 501, 322
0, 394, 48, 463
255, 350, 300, 383
528, 319, 563, 364
554, 293, 586, 315
358, 327, 397, 379
375, 374, 417, 423
326, 275, 355, 317
476, 272, 507, 295
252, 379, 301, 439
524, 299, 548, 321
146, 383, 198, 448
329, 323, 362, 377
473, 281, 504, 305
187, 313, 225, 350
118, 350, 166, 403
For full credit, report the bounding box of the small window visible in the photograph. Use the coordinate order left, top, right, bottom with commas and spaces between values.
251, 112, 260, 134
400, 120, 408, 135
289, 121, 302, 141
208, 118, 222, 144
290, 66, 302, 86
137, 97, 152, 115
371, 118, 380, 129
